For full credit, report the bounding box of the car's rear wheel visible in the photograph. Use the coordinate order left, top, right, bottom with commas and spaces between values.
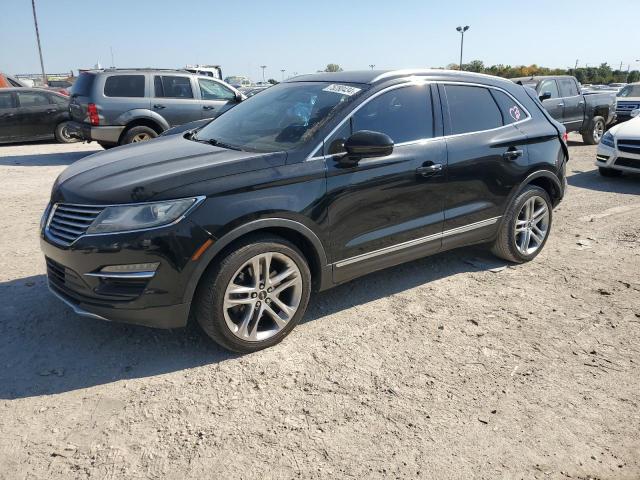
581, 116, 605, 145
194, 234, 312, 353
54, 121, 79, 144
598, 166, 622, 177
491, 185, 552, 263
120, 126, 157, 145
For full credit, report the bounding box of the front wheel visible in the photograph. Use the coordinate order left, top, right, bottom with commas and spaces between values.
120, 126, 157, 145
581, 116, 605, 145
194, 234, 312, 353
491, 185, 553, 263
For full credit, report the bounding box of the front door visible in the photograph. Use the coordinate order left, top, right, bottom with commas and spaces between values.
538, 78, 564, 124
197, 78, 237, 119
0, 91, 18, 142
438, 83, 530, 249
325, 83, 447, 283
152, 75, 202, 127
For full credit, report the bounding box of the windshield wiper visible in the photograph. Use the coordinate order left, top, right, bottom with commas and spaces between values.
197, 137, 243, 151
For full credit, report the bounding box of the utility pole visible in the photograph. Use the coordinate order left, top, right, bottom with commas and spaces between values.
456, 26, 470, 70
574, 59, 579, 70
260, 65, 267, 82
110, 46, 115, 69
369, 64, 375, 70
281, 69, 285, 81
31, 0, 47, 86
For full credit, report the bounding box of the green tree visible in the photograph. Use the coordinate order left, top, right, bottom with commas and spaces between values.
324, 64, 343, 73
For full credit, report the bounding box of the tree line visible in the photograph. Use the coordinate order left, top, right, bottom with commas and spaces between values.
321, 62, 640, 84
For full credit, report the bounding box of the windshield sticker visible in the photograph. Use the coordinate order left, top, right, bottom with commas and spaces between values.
323, 84, 361, 96
509, 106, 522, 121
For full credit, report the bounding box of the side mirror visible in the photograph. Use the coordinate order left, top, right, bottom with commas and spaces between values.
338, 131, 393, 164
235, 92, 244, 102
539, 91, 552, 101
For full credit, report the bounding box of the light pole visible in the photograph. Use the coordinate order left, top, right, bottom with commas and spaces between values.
260, 65, 267, 83
456, 25, 469, 70
281, 69, 285, 81
31, 0, 47, 86
369, 64, 375, 70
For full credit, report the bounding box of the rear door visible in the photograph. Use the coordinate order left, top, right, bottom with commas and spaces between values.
198, 78, 238, 119
15, 90, 58, 138
326, 83, 448, 282
439, 83, 530, 248
538, 78, 564, 123
0, 91, 18, 141
152, 75, 202, 126
557, 77, 584, 131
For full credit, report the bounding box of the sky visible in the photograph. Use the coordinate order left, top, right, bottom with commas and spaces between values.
1, 0, 639, 82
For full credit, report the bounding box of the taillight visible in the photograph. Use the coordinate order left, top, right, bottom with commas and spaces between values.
87, 103, 99, 126
562, 132, 568, 144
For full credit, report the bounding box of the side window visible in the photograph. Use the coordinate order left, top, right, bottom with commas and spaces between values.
445, 85, 502, 134
351, 85, 433, 144
49, 94, 68, 106
17, 91, 51, 107
104, 75, 145, 97
155, 76, 194, 99
558, 78, 578, 97
490, 90, 528, 124
538, 79, 560, 99
199, 79, 235, 101
0, 92, 16, 109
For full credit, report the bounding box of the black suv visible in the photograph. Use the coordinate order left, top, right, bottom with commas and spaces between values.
40, 70, 568, 352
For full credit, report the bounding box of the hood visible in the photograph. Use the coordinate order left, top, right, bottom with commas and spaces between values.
611, 116, 640, 140
52, 135, 286, 204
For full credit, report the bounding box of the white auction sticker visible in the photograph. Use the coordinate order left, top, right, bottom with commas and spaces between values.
322, 84, 361, 96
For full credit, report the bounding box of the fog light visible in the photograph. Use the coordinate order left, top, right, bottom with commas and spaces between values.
100, 263, 159, 273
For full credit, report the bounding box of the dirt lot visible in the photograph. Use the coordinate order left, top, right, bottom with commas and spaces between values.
0, 137, 639, 479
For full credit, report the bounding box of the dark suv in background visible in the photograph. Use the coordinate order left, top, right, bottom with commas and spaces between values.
66, 68, 244, 148
41, 69, 568, 353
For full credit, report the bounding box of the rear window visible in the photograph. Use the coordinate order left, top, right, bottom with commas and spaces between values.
445, 85, 502, 135
70, 73, 95, 97
104, 75, 145, 97
154, 76, 193, 98
558, 78, 579, 97
0, 92, 15, 108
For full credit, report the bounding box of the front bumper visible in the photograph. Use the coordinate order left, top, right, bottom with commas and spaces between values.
66, 121, 125, 145
595, 143, 640, 172
40, 219, 212, 329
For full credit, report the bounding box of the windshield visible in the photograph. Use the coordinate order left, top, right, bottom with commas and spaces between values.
194, 81, 367, 152
618, 85, 640, 98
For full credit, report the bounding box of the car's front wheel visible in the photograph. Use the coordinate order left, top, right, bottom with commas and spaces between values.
194, 234, 312, 353
491, 185, 552, 263
120, 126, 158, 145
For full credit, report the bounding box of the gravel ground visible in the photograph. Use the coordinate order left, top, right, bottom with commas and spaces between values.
0, 137, 639, 479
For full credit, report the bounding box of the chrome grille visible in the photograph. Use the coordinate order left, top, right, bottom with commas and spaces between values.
46, 204, 104, 246
616, 102, 640, 114
616, 139, 640, 155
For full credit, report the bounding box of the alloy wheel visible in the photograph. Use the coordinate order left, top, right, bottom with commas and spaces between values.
223, 252, 303, 341
514, 195, 550, 255
132, 133, 152, 142
593, 120, 604, 143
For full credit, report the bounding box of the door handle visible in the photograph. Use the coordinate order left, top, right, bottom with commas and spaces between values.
202, 105, 216, 110
46, 108, 56, 114
557, 103, 565, 107
2, 113, 15, 118
153, 104, 166, 109
416, 163, 443, 176
578, 101, 585, 106
502, 149, 524, 161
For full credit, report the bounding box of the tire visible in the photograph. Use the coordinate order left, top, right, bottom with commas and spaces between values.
193, 234, 312, 353
54, 121, 79, 144
598, 167, 622, 177
581, 116, 605, 145
120, 126, 157, 145
491, 185, 553, 263
98, 142, 116, 150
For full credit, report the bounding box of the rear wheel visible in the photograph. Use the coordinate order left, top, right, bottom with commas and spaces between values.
120, 126, 157, 145
54, 121, 79, 144
598, 167, 622, 177
98, 142, 116, 150
581, 116, 605, 145
491, 185, 552, 263
194, 234, 312, 353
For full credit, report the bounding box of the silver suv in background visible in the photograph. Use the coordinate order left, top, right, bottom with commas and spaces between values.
66, 68, 244, 148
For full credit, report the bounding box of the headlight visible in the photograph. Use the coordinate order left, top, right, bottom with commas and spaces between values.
40, 203, 51, 231
600, 131, 615, 148
86, 197, 201, 234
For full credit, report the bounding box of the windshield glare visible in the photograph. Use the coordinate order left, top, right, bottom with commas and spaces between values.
618, 85, 640, 98
194, 81, 367, 152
